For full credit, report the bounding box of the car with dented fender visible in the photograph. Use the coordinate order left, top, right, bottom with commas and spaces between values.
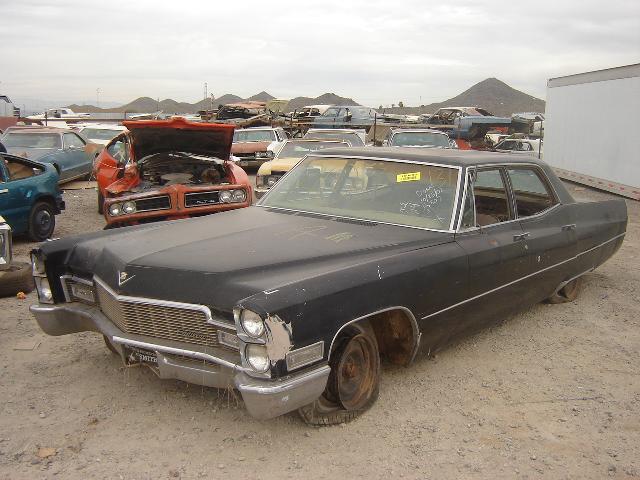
30, 148, 626, 424
93, 117, 252, 225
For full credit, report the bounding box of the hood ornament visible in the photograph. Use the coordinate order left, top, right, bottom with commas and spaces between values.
118, 271, 135, 287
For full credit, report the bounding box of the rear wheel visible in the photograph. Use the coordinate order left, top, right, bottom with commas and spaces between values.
299, 322, 380, 425
28, 201, 56, 241
547, 277, 582, 303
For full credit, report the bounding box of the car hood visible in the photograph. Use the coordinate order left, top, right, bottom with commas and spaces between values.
231, 141, 271, 154
123, 117, 234, 160
5, 147, 58, 160
43, 207, 452, 311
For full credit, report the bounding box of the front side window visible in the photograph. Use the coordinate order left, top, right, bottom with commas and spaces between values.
261, 156, 460, 230
64, 133, 85, 148
507, 168, 556, 217
322, 108, 341, 118
106, 138, 129, 164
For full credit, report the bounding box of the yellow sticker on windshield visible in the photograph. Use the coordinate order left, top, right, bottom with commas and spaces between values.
396, 172, 421, 182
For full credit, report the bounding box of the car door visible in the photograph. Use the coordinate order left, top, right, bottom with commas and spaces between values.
0, 155, 34, 233
96, 135, 130, 194
506, 166, 577, 300
60, 132, 90, 180
454, 167, 531, 336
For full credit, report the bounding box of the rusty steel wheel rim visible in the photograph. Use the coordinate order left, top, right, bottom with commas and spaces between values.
335, 334, 377, 410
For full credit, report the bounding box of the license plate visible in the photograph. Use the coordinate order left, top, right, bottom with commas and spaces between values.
126, 347, 157, 365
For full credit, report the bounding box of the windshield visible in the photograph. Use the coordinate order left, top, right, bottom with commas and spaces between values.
2, 133, 61, 149
260, 156, 460, 230
390, 132, 450, 148
304, 132, 364, 147
277, 141, 347, 159
233, 130, 276, 142
81, 128, 122, 141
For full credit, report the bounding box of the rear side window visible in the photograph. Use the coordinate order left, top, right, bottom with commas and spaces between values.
472, 169, 511, 226
64, 133, 85, 148
507, 168, 557, 217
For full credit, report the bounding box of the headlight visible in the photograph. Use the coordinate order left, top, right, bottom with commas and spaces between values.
240, 310, 265, 338
36, 277, 54, 303
31, 253, 46, 275
231, 189, 246, 203
245, 344, 270, 372
122, 201, 136, 214
108, 203, 122, 216
219, 190, 232, 203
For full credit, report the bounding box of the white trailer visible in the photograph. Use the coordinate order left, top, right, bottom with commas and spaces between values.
544, 63, 640, 200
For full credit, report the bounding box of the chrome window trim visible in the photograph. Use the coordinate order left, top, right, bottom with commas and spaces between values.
93, 276, 234, 329
134, 195, 172, 212
422, 232, 626, 320
60, 275, 94, 303
257, 154, 463, 233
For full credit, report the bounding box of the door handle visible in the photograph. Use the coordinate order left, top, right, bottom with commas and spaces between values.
562, 224, 576, 231
513, 232, 530, 242
0, 189, 8, 194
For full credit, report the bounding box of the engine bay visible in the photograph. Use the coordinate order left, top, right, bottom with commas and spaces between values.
137, 152, 229, 188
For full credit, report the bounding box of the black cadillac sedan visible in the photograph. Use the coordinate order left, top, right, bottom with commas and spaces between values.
30, 148, 627, 425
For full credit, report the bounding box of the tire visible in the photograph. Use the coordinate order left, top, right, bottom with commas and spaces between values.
28, 201, 56, 241
547, 277, 582, 304
103, 335, 119, 355
298, 321, 380, 426
97, 190, 104, 214
0, 262, 35, 297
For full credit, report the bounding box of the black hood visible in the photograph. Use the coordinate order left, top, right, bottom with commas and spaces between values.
42, 207, 452, 311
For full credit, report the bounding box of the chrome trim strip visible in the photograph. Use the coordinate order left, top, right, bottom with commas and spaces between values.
111, 336, 250, 373
93, 276, 234, 329
257, 154, 463, 233
421, 232, 626, 320
329, 306, 421, 362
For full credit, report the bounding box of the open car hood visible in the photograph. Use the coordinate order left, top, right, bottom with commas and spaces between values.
123, 117, 234, 161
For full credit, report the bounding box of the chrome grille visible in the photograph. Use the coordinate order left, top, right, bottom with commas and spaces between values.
96, 282, 218, 348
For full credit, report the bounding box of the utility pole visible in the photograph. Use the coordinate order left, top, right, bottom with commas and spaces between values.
96, 88, 101, 108
204, 82, 208, 101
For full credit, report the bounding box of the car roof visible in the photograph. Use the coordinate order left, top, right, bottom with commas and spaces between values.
307, 128, 362, 134
390, 128, 449, 135
4, 126, 68, 134
312, 147, 548, 168
78, 124, 127, 130
235, 127, 279, 131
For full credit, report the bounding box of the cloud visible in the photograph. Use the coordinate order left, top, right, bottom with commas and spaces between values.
1, 0, 638, 108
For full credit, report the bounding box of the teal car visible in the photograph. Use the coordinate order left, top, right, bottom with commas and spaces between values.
1, 127, 94, 183
0, 153, 65, 241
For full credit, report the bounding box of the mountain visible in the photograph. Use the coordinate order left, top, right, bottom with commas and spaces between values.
248, 91, 275, 102
382, 78, 545, 116
287, 93, 359, 112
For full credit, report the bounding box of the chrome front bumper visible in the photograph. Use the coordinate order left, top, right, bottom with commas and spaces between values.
30, 302, 330, 420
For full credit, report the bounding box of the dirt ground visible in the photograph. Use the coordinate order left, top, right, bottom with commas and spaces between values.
0, 180, 638, 480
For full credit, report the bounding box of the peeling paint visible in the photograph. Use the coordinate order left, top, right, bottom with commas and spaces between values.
264, 315, 292, 361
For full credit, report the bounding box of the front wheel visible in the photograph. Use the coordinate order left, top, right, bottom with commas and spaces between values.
298, 322, 380, 425
28, 201, 56, 241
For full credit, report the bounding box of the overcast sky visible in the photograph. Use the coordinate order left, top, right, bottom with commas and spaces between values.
1, 0, 638, 108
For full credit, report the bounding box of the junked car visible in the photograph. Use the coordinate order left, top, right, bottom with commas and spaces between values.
0, 152, 65, 240
384, 128, 454, 148
30, 148, 626, 424
254, 139, 349, 198
76, 124, 128, 146
1, 127, 95, 183
303, 128, 366, 147
231, 127, 288, 169
312, 105, 379, 130
493, 138, 541, 155
93, 117, 252, 225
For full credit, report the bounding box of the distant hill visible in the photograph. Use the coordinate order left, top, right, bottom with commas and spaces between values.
287, 93, 360, 112
69, 91, 359, 114
383, 78, 545, 116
